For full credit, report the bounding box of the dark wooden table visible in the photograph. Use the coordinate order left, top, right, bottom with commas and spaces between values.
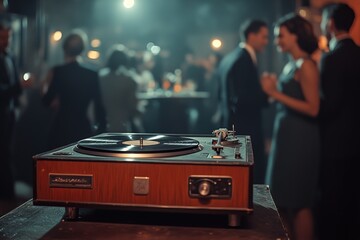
0, 185, 289, 240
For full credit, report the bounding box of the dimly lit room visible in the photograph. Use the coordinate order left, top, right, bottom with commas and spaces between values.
1, 0, 359, 239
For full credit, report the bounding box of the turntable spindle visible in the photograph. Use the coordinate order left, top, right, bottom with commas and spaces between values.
140, 137, 144, 148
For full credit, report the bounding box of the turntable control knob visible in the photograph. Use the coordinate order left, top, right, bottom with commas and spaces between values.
198, 181, 211, 197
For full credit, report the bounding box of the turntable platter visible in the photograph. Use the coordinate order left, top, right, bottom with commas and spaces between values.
74, 133, 202, 158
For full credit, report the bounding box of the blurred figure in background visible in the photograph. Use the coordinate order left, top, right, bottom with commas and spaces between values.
261, 14, 320, 240
318, 3, 360, 239
149, 52, 164, 89
136, 51, 157, 92
99, 44, 143, 132
10, 46, 51, 190
181, 52, 207, 133
198, 51, 223, 132
206, 51, 223, 128
182, 52, 207, 92
0, 16, 22, 201
42, 30, 106, 149
218, 19, 269, 184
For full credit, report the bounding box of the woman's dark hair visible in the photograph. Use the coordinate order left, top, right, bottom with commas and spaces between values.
276, 13, 318, 54
106, 45, 129, 71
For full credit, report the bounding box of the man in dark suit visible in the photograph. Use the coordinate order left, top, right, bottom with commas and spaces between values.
218, 19, 269, 184
42, 30, 107, 150
0, 17, 22, 200
318, 3, 360, 239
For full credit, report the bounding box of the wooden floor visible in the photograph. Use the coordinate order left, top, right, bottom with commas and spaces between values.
0, 185, 289, 240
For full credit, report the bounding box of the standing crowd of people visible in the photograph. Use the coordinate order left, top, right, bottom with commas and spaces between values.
218, 3, 359, 240
1, 2, 359, 240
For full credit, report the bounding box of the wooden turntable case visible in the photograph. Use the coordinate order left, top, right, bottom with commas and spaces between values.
33, 135, 253, 216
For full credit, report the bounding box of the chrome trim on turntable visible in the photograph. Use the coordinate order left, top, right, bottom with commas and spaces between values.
49, 173, 93, 189
188, 175, 232, 198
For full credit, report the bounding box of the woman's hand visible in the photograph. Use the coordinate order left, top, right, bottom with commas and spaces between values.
261, 72, 278, 97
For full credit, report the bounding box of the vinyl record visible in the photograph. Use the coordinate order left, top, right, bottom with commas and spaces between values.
75, 133, 200, 154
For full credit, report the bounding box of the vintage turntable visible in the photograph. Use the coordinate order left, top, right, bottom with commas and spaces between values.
33, 128, 254, 226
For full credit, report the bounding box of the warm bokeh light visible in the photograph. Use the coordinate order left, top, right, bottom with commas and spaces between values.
299, 8, 307, 18
91, 38, 101, 48
173, 83, 182, 93
162, 80, 171, 90
123, 0, 135, 9
52, 31, 62, 42
211, 38, 222, 50
318, 35, 329, 52
87, 50, 100, 60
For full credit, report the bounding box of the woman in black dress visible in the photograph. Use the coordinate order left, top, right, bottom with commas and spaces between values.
260, 14, 320, 240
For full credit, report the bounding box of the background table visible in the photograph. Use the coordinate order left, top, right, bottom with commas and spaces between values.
137, 91, 211, 134
0, 185, 289, 240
